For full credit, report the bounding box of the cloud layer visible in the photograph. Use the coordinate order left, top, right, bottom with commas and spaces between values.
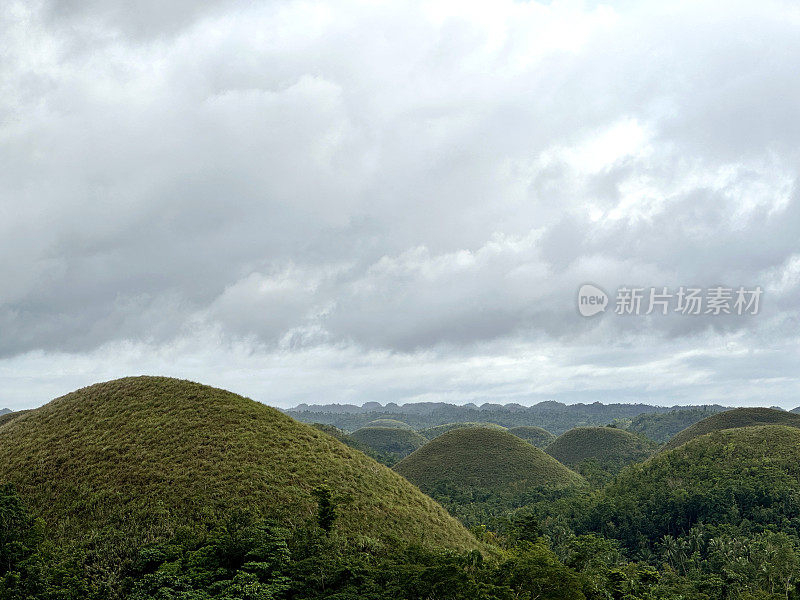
1, 0, 799, 409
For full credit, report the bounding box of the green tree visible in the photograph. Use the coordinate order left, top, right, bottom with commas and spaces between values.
312, 486, 336, 534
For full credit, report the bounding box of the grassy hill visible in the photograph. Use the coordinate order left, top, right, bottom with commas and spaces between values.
661, 407, 800, 451
624, 406, 727, 443
508, 425, 556, 447
545, 426, 657, 473
418, 422, 507, 440
394, 427, 584, 497
0, 377, 479, 587
364, 418, 413, 429
348, 426, 428, 460
588, 425, 800, 551
310, 422, 394, 465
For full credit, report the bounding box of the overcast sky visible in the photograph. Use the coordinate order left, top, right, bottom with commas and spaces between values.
1, 0, 799, 410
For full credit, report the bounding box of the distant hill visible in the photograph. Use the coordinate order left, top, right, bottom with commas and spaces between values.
394, 427, 584, 497
545, 427, 657, 478
287, 400, 680, 435
418, 422, 506, 440
350, 426, 427, 460
588, 425, 800, 550
364, 418, 413, 430
508, 426, 556, 447
662, 407, 800, 451
624, 405, 727, 443
0, 408, 10, 415
0, 408, 32, 428
791, 406, 800, 414
0, 377, 479, 591
310, 423, 394, 465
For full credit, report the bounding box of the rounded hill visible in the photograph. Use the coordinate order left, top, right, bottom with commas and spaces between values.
0, 377, 478, 560
418, 422, 506, 440
394, 427, 584, 495
508, 426, 556, 447
545, 426, 657, 470
662, 407, 800, 451
588, 425, 800, 550
311, 423, 393, 465
346, 426, 427, 459
364, 418, 413, 429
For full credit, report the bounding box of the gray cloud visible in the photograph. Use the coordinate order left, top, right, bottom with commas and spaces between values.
1, 0, 799, 408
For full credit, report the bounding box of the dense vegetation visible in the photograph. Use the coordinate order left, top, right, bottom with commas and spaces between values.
545, 426, 658, 483
349, 426, 428, 461
662, 407, 800, 451
587, 425, 800, 550
508, 426, 556, 447
622, 406, 727, 443
419, 422, 507, 439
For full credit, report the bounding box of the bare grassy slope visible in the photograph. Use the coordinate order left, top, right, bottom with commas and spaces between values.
394, 427, 584, 494
0, 376, 478, 554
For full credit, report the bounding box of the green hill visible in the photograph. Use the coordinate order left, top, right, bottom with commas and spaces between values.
394, 427, 584, 496
310, 422, 394, 465
624, 406, 727, 443
364, 418, 413, 429
508, 426, 556, 447
588, 425, 800, 551
661, 407, 800, 451
349, 426, 428, 459
0, 377, 479, 587
545, 426, 657, 472
418, 422, 507, 440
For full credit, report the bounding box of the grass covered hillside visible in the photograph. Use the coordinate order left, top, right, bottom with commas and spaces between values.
546, 427, 657, 467
545, 427, 657, 484
418, 421, 506, 439
662, 407, 800, 451
311, 422, 394, 465
0, 377, 479, 586
394, 427, 584, 497
508, 425, 556, 447
586, 425, 800, 552
624, 406, 726, 443
348, 425, 428, 461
